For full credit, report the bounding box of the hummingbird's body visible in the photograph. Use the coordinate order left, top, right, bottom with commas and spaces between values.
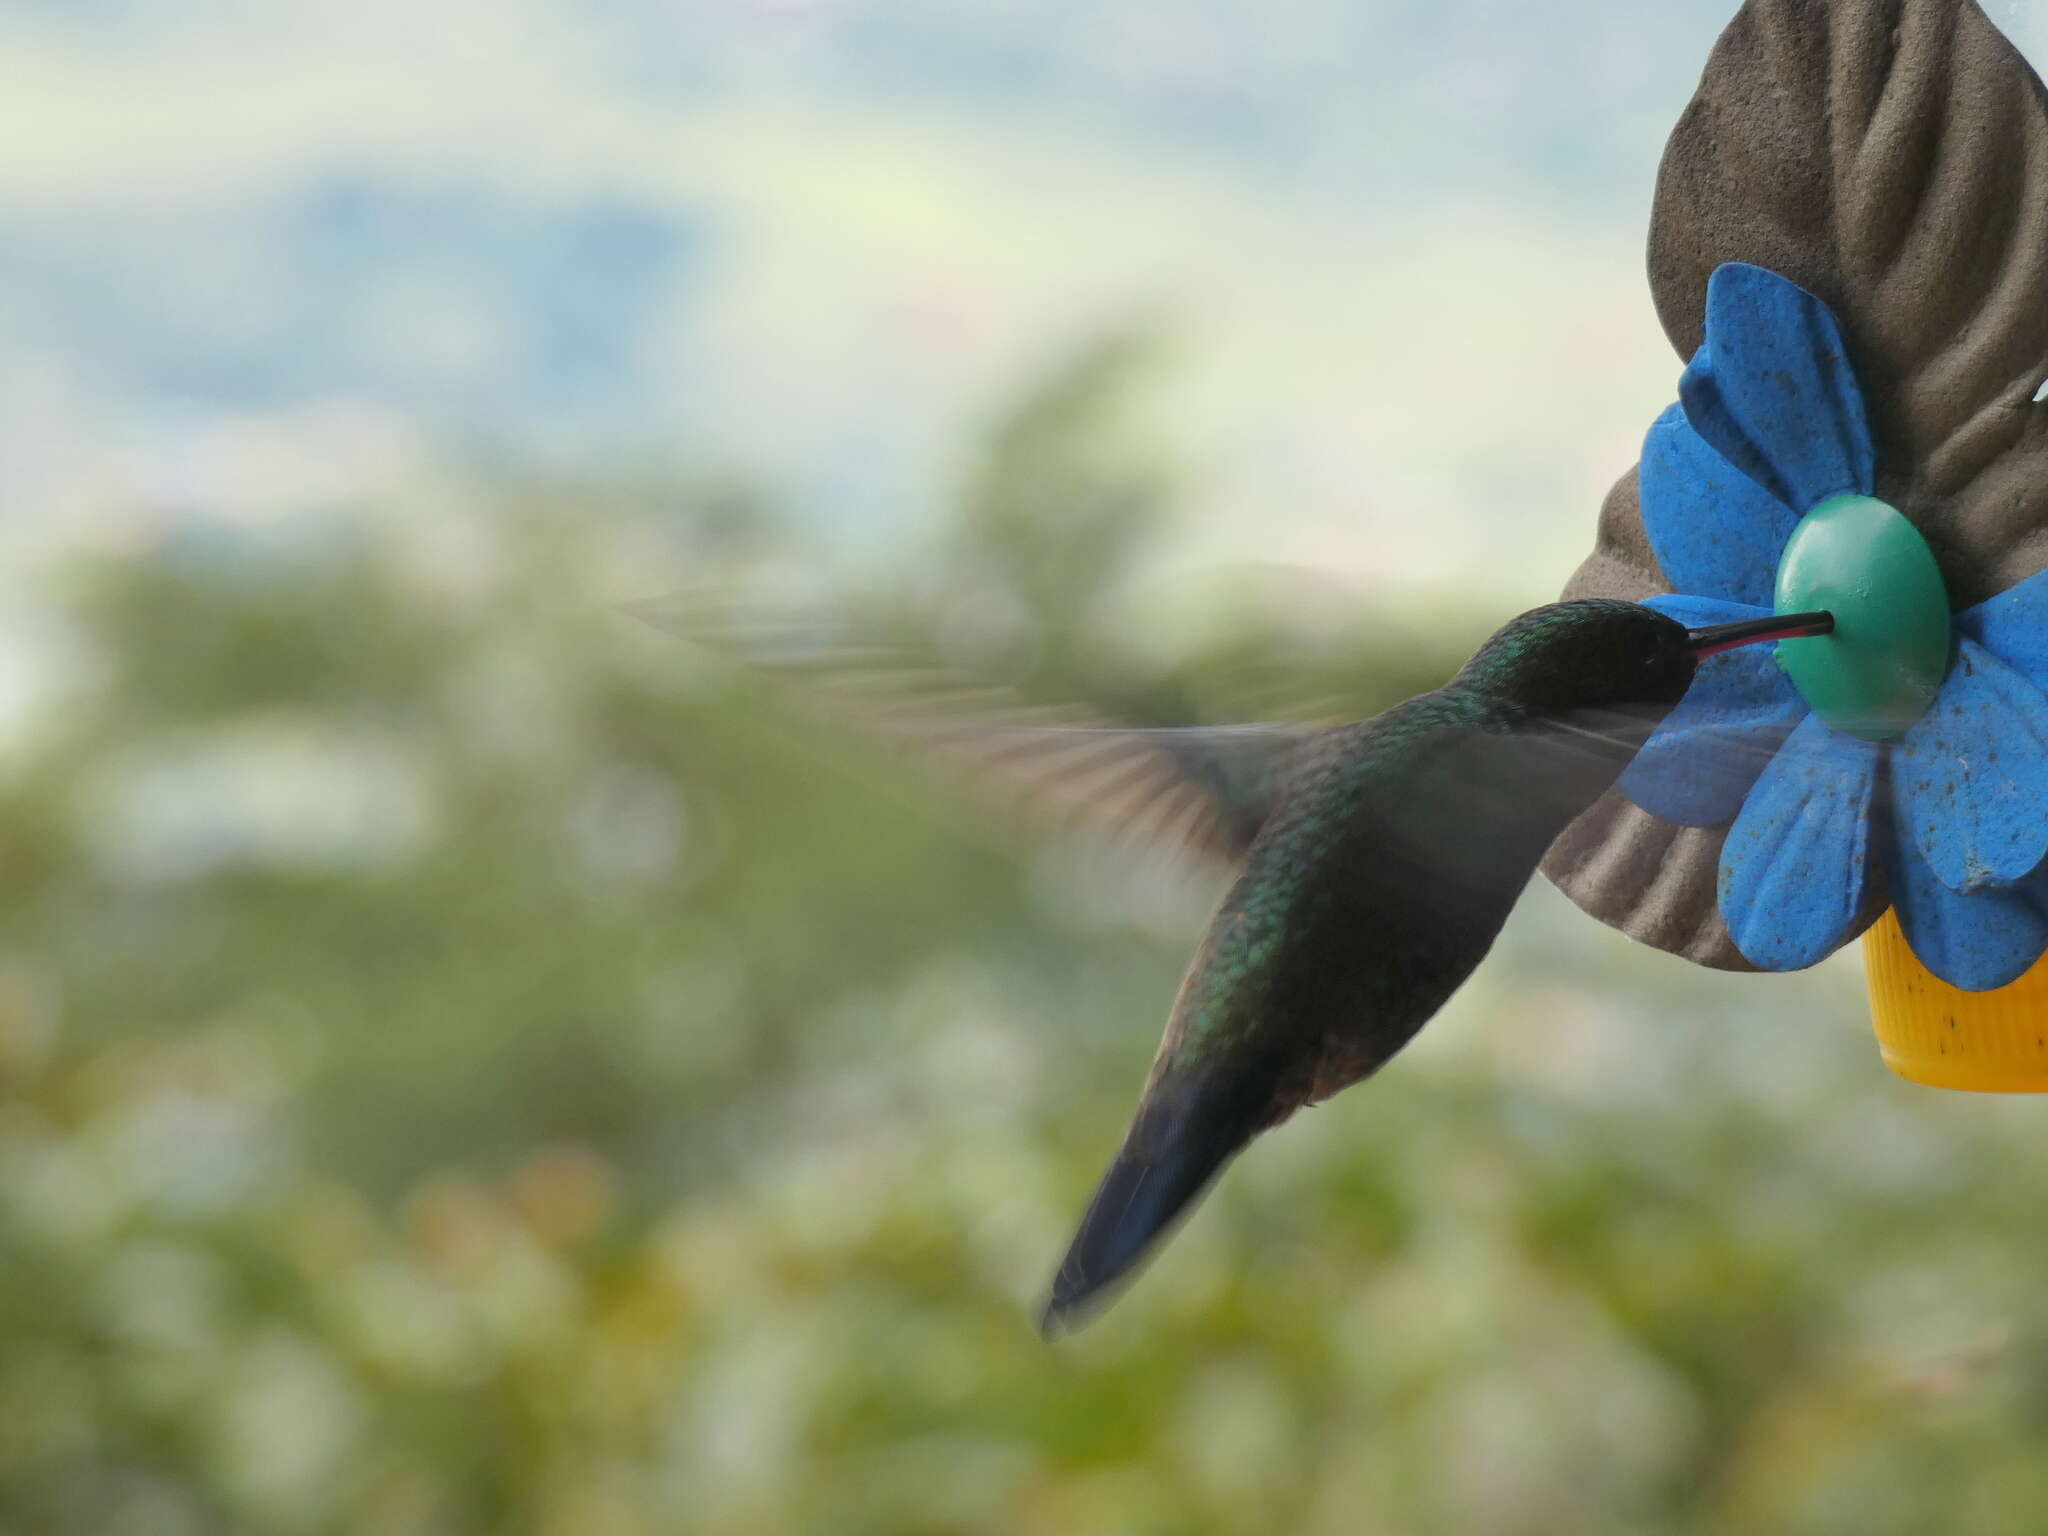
1171, 695, 1609, 1114
1044, 599, 1833, 1328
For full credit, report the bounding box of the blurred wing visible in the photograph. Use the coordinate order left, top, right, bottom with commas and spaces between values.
1548, 700, 1885, 791
626, 594, 1311, 867
909, 719, 1309, 865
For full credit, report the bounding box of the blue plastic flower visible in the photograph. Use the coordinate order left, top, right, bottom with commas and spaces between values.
1617, 263, 2048, 990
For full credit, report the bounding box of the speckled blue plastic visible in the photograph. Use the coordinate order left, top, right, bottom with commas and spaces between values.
1619, 263, 2048, 991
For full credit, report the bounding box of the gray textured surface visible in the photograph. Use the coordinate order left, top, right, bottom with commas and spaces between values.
1543, 0, 2048, 968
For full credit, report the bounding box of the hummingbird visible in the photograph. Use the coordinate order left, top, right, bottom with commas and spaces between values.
1039, 598, 1833, 1331
633, 590, 1832, 1329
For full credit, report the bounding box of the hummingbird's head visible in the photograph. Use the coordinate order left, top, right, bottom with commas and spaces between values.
1455, 599, 1833, 719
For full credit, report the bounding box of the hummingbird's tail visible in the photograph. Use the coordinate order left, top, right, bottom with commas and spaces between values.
1041, 1055, 1279, 1335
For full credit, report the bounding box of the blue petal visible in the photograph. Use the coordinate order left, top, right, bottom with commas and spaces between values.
1718, 713, 1881, 970
1639, 403, 1800, 607
1889, 825, 2048, 991
1677, 264, 1876, 514
1621, 597, 1807, 826
1957, 563, 2048, 676
1892, 636, 2048, 892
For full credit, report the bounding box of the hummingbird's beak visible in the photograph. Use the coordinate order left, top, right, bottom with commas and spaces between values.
1686, 610, 1834, 658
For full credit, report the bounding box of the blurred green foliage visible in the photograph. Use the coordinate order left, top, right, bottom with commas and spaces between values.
9, 344, 2048, 1536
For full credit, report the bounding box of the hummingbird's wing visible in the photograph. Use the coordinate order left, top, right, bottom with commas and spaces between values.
627, 593, 1314, 867
905, 720, 1308, 864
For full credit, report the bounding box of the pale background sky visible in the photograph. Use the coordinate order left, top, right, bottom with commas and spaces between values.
1, 1, 2044, 612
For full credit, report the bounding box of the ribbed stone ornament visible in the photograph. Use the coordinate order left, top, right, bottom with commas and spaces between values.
1540, 0, 2048, 978
1771, 495, 1951, 741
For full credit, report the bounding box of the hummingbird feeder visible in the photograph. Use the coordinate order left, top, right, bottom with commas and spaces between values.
1542, 0, 2048, 1090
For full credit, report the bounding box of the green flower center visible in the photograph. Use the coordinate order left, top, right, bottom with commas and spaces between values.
1772, 495, 1951, 741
